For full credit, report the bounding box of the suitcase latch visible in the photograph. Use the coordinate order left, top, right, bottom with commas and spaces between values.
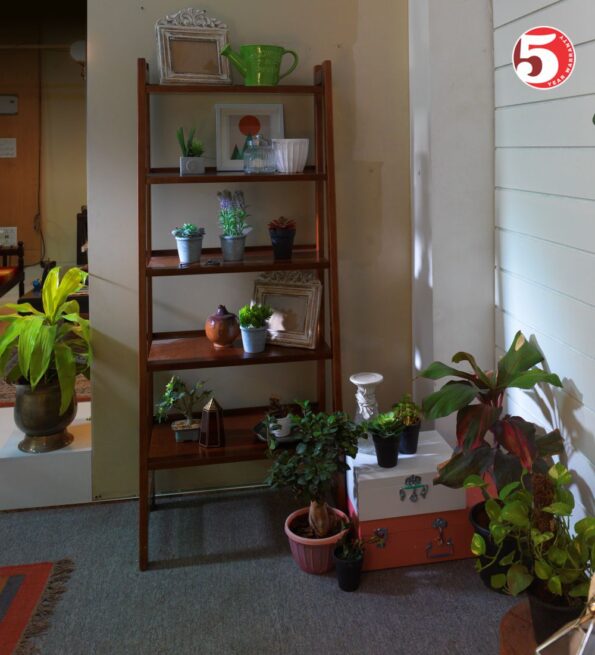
399, 475, 429, 502
426, 517, 455, 559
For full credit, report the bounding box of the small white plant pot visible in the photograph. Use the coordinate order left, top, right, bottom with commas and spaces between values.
272, 415, 292, 438
175, 235, 203, 265
179, 156, 205, 176
272, 139, 309, 173
240, 326, 268, 353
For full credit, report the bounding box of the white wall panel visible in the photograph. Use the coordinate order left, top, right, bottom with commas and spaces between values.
496, 94, 595, 147
493, 0, 561, 29
496, 189, 595, 253
496, 148, 595, 199
495, 0, 595, 67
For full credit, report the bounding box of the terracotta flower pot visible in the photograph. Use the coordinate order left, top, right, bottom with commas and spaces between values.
284, 507, 348, 574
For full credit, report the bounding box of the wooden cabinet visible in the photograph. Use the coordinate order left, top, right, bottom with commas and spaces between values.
137, 58, 341, 570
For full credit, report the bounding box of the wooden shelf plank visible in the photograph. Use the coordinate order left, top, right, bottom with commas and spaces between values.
146, 83, 322, 95
148, 408, 268, 470
147, 246, 329, 276
146, 166, 325, 184
147, 331, 332, 371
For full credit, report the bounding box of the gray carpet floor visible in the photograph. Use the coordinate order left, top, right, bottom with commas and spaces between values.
1, 488, 515, 655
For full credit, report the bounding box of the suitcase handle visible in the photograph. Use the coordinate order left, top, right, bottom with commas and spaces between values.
426, 517, 455, 559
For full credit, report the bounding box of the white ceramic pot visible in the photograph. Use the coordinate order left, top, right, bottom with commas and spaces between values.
271, 415, 292, 438
179, 156, 205, 176
272, 139, 309, 173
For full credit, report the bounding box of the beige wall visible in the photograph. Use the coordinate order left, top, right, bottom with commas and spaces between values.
88, 0, 411, 499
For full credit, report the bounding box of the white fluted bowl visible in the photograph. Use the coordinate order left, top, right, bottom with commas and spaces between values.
272, 139, 309, 174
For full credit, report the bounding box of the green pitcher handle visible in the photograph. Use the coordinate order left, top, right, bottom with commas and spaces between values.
279, 49, 299, 81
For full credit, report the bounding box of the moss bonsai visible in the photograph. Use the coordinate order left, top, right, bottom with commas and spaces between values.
266, 401, 364, 538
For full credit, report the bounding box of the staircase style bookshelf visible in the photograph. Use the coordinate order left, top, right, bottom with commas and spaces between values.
137, 58, 342, 570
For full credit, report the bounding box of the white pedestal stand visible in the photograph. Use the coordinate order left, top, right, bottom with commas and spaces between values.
349, 372, 383, 456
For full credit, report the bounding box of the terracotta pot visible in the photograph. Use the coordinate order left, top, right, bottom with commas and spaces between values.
205, 305, 240, 349
284, 507, 348, 574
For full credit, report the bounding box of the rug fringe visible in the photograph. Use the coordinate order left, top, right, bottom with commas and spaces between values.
15, 559, 75, 655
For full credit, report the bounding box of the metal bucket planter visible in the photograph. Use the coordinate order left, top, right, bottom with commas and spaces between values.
175, 235, 203, 265
220, 235, 246, 262
15, 382, 77, 453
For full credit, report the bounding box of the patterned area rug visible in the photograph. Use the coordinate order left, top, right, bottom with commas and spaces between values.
0, 560, 74, 655
0, 378, 91, 408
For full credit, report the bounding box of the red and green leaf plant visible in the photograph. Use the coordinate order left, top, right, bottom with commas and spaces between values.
420, 331, 564, 490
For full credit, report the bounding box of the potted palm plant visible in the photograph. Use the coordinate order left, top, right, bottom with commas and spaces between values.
0, 267, 91, 453
171, 223, 205, 265
217, 190, 251, 262
393, 393, 422, 454
466, 464, 593, 644
155, 375, 211, 442
238, 303, 273, 354
366, 410, 403, 468
266, 401, 364, 574
177, 127, 205, 175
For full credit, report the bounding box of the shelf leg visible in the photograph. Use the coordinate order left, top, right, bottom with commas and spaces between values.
150, 471, 156, 511
139, 466, 150, 571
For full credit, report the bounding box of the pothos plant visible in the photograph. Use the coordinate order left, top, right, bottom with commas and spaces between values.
420, 331, 564, 491
0, 267, 91, 414
265, 401, 364, 539
466, 464, 593, 604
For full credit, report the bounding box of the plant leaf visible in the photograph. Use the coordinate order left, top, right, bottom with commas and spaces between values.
569, 582, 590, 598
471, 533, 486, 556
451, 351, 493, 387
500, 500, 529, 527
422, 381, 479, 419
491, 574, 507, 590
507, 563, 533, 596
535, 429, 564, 457
433, 444, 493, 488
456, 404, 501, 450
534, 559, 552, 580
493, 416, 537, 470
52, 268, 87, 320
41, 267, 60, 321
547, 575, 562, 596
496, 331, 544, 389
575, 517, 595, 535
499, 481, 521, 500
17, 316, 44, 382
54, 342, 76, 414
548, 463, 573, 486
485, 498, 502, 521
2, 302, 43, 316
463, 474, 487, 489
493, 449, 524, 491
507, 369, 563, 390
29, 324, 57, 387
419, 360, 478, 382
0, 320, 24, 370
542, 502, 572, 516
176, 127, 186, 156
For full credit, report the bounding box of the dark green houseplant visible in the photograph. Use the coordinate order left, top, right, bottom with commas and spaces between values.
366, 410, 403, 468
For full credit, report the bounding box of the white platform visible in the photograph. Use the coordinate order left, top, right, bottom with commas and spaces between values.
0, 402, 92, 510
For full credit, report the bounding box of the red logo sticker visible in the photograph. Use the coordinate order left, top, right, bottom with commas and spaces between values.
512, 26, 575, 89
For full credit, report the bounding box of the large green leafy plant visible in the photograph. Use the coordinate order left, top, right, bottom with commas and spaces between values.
0, 267, 91, 414
266, 401, 364, 538
421, 331, 564, 490
467, 464, 593, 603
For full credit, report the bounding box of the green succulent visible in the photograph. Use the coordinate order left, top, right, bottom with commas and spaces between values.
365, 411, 403, 439
176, 127, 204, 157
171, 223, 205, 239
238, 303, 273, 329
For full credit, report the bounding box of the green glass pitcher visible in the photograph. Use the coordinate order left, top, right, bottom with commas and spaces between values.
221, 44, 299, 86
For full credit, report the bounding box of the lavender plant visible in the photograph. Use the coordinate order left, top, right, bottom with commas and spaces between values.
217, 190, 250, 237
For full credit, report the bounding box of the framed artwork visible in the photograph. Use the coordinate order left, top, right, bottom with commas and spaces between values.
253, 272, 322, 350
155, 8, 232, 85
215, 104, 284, 171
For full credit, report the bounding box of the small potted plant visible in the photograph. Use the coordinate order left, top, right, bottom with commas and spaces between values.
266, 401, 364, 574
217, 190, 251, 262
268, 217, 296, 260
393, 393, 422, 454
333, 525, 386, 592
155, 376, 211, 442
267, 396, 293, 438
171, 223, 205, 265
177, 127, 205, 175
366, 411, 402, 468
467, 464, 593, 644
238, 303, 273, 354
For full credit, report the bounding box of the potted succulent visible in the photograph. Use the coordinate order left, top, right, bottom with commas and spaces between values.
171, 223, 205, 265
333, 525, 386, 592
217, 190, 251, 262
0, 267, 91, 453
177, 127, 205, 175
267, 396, 293, 438
238, 303, 273, 354
266, 401, 364, 574
366, 410, 403, 468
268, 217, 296, 260
393, 393, 422, 454
466, 464, 593, 644
155, 375, 211, 442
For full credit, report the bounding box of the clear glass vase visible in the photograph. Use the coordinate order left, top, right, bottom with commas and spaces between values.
243, 134, 276, 174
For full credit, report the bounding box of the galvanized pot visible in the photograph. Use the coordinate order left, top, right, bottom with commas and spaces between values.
15, 382, 77, 453
220, 235, 246, 262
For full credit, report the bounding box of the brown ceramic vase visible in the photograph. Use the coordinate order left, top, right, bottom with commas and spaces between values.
205, 305, 240, 349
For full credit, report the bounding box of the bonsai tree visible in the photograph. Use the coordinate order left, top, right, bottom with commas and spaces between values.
155, 376, 211, 426
238, 303, 273, 329
420, 331, 564, 490
0, 267, 91, 414
217, 190, 250, 237
266, 401, 364, 538
171, 223, 205, 239
176, 127, 204, 157
467, 464, 593, 603
393, 393, 421, 426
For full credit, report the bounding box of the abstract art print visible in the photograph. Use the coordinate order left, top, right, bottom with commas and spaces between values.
215, 104, 284, 171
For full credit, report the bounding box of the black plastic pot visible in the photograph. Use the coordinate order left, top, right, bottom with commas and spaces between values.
372, 434, 399, 468
528, 592, 582, 644
269, 229, 296, 260
399, 422, 421, 454
469, 502, 516, 592
333, 549, 364, 592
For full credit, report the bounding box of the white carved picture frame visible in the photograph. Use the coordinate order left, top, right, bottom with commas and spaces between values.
155, 8, 232, 85
253, 272, 322, 350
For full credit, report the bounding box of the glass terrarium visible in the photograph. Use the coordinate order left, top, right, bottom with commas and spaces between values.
243, 134, 276, 174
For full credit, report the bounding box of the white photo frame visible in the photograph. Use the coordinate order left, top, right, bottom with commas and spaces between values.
215, 104, 284, 171
156, 8, 232, 85
253, 272, 322, 350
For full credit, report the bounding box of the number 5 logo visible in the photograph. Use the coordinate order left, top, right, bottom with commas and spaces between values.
512, 26, 575, 90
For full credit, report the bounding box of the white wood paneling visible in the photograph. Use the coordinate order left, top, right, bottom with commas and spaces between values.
496, 41, 595, 107
497, 229, 595, 306
496, 189, 595, 253
496, 148, 595, 199
495, 0, 595, 68
496, 95, 595, 147
493, 0, 562, 29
